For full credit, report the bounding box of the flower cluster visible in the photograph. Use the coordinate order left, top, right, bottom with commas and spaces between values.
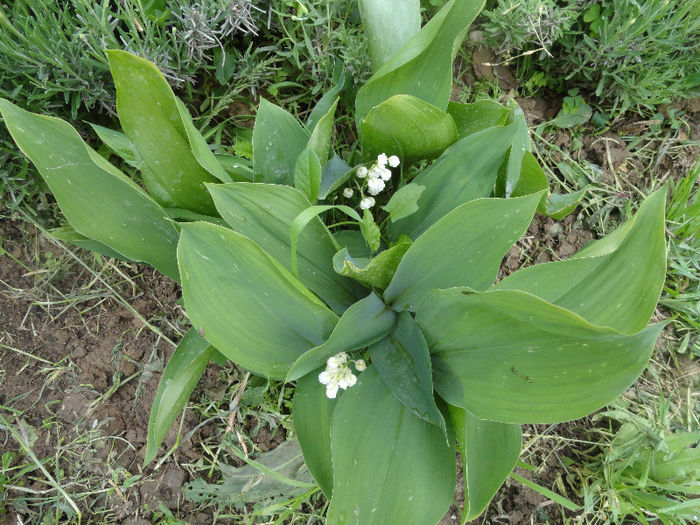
318, 352, 367, 398
343, 153, 400, 210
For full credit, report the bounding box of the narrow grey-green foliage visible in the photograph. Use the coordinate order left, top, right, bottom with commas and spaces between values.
480, 0, 700, 113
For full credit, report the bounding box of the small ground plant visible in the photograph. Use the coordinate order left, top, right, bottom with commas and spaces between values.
481, 0, 700, 113
0, 0, 671, 522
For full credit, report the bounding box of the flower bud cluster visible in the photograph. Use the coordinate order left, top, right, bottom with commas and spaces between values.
317, 352, 367, 398
342, 153, 400, 210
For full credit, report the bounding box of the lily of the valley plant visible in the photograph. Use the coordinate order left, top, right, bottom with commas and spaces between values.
0, 1, 667, 523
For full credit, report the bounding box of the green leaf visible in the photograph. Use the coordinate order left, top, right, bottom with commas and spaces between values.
327, 366, 456, 525
145, 328, 213, 465
292, 371, 336, 497
0, 99, 181, 280
511, 151, 549, 201
289, 204, 361, 286
214, 154, 254, 182
89, 123, 140, 168
319, 155, 353, 200
447, 100, 510, 139
183, 440, 314, 506
385, 193, 542, 311
389, 123, 518, 239
334, 229, 372, 259
178, 222, 337, 380
253, 98, 309, 185
495, 188, 666, 334
503, 102, 530, 197
418, 288, 665, 423
361, 95, 458, 163
382, 183, 426, 222
307, 71, 345, 131
106, 50, 219, 215
359, 0, 421, 71
360, 209, 381, 252
293, 148, 322, 203
332, 241, 411, 290
50, 227, 133, 261
553, 102, 593, 128
449, 406, 521, 522
307, 98, 338, 167
208, 183, 359, 313
546, 190, 586, 220
355, 0, 485, 124
370, 312, 446, 433
287, 293, 396, 381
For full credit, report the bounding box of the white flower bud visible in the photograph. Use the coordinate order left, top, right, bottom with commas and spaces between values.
388, 155, 400, 168
368, 166, 383, 179
360, 197, 375, 209
367, 177, 385, 195
379, 167, 392, 181
326, 382, 339, 399
354, 359, 366, 371
356, 166, 368, 178
377, 153, 388, 167
343, 187, 354, 198
318, 370, 333, 385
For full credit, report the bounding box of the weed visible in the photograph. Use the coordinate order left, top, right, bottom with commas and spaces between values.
479, 0, 700, 114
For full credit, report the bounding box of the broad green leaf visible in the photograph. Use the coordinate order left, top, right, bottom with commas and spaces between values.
183, 440, 314, 506
511, 151, 549, 201
385, 193, 542, 311
418, 288, 665, 423
370, 312, 445, 432
0, 99, 180, 280
389, 123, 518, 239
178, 222, 337, 380
355, 0, 485, 123
334, 229, 371, 259
292, 371, 336, 497
174, 98, 232, 183
503, 103, 530, 197
327, 367, 456, 525
359, 0, 421, 71
106, 50, 219, 214
361, 95, 458, 163
208, 183, 358, 313
307, 98, 338, 166
319, 155, 353, 200
447, 100, 510, 139
253, 98, 309, 184
214, 153, 254, 182
449, 406, 521, 522
546, 190, 586, 220
307, 71, 345, 131
495, 188, 666, 334
553, 102, 593, 128
289, 204, 361, 290
360, 209, 381, 252
382, 183, 426, 222
89, 123, 140, 168
145, 328, 214, 465
293, 148, 322, 203
287, 293, 396, 381
332, 241, 410, 290
511, 151, 580, 219
50, 227, 132, 261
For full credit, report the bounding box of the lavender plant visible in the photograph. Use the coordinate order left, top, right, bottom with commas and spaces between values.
0, 1, 667, 522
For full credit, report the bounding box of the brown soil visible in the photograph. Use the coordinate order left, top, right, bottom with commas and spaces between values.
0, 220, 283, 524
